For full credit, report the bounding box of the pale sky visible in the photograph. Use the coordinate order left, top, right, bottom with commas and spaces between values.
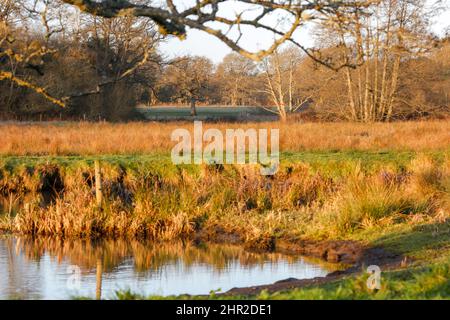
159, 2, 450, 64
158, 0, 317, 63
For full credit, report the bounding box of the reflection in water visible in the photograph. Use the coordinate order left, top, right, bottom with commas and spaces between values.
0, 235, 330, 299
96, 257, 103, 300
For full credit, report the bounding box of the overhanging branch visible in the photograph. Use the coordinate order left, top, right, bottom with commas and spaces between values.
60, 0, 374, 63
0, 71, 66, 108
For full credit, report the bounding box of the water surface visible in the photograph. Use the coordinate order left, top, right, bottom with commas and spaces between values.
0, 236, 330, 299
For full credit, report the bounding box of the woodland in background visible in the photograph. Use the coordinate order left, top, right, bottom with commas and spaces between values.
0, 0, 449, 122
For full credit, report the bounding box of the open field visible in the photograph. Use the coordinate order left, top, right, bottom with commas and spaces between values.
0, 120, 449, 156
137, 106, 278, 122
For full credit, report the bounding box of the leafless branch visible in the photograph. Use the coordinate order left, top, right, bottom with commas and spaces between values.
61, 0, 374, 63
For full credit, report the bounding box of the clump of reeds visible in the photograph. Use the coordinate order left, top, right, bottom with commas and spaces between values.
305, 157, 448, 238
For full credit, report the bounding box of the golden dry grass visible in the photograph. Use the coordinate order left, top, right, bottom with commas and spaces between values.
0, 120, 449, 155
1, 156, 449, 241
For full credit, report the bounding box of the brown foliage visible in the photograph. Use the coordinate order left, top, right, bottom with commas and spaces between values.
0, 120, 448, 156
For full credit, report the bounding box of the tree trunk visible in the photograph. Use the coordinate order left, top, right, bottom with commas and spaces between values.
345, 68, 357, 121
96, 257, 103, 300
190, 98, 197, 116
279, 109, 287, 122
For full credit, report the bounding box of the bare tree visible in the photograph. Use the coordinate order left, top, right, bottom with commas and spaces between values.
68, 15, 160, 95
261, 46, 305, 121
160, 56, 214, 116
60, 0, 374, 64
1, 0, 163, 115
395, 37, 450, 119
319, 0, 437, 121
215, 53, 258, 106
0, 0, 379, 111
0, 0, 66, 109
62, 15, 163, 119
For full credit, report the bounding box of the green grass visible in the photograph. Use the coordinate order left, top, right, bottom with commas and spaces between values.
255, 260, 450, 300
351, 220, 450, 260
137, 106, 277, 121
1, 150, 445, 177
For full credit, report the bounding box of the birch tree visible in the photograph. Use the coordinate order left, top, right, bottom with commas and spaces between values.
261, 47, 305, 121
321, 0, 436, 121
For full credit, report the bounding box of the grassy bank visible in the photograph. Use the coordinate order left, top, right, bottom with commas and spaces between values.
114, 262, 450, 300
111, 215, 450, 300
0, 151, 448, 244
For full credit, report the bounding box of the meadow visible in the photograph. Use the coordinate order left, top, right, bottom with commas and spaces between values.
0, 119, 449, 299
137, 106, 278, 122
0, 120, 448, 156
